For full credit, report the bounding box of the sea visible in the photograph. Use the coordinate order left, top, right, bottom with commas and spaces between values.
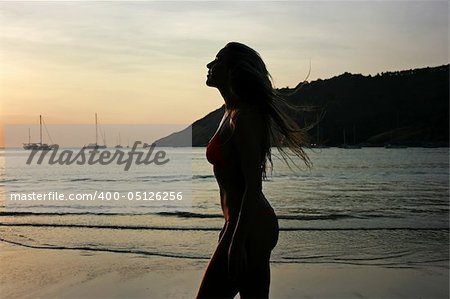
0, 147, 448, 269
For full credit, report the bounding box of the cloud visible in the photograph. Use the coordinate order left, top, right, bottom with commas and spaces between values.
0, 1, 448, 126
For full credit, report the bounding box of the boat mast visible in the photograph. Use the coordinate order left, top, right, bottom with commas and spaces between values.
95, 112, 98, 146
316, 114, 320, 145
343, 128, 346, 146
39, 115, 43, 145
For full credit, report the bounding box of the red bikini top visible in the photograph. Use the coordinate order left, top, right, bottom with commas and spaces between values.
206, 132, 227, 166
206, 112, 229, 166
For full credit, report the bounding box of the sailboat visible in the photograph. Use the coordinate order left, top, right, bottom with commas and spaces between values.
114, 133, 123, 148
339, 126, 361, 149
384, 112, 407, 148
83, 113, 107, 149
23, 115, 56, 150
311, 113, 329, 148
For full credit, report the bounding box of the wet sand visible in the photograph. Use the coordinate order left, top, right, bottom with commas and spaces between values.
0, 242, 448, 299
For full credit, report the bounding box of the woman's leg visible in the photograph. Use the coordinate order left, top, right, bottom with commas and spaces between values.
197, 212, 279, 299
239, 249, 272, 299
196, 221, 239, 299
239, 212, 279, 299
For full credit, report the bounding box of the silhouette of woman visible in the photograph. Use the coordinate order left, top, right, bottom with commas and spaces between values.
197, 42, 311, 299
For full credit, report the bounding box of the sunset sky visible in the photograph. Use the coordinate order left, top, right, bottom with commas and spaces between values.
0, 1, 448, 146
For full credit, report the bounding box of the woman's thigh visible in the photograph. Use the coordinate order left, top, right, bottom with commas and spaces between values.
197, 221, 238, 299
197, 215, 279, 299
238, 214, 279, 298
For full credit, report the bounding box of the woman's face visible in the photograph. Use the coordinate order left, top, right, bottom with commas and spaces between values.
206, 48, 231, 88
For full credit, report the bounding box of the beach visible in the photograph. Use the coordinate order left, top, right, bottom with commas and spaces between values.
1, 242, 448, 299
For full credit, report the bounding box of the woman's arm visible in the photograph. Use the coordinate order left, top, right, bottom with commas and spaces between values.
228, 108, 264, 279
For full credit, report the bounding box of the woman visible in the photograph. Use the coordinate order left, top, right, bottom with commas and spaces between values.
197, 42, 311, 299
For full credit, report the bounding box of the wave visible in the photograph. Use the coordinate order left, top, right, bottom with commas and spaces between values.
153, 211, 361, 220
0, 210, 363, 220
156, 211, 223, 218
0, 222, 220, 231
272, 259, 449, 268
69, 178, 121, 182
279, 214, 355, 220
0, 237, 209, 260
69, 178, 92, 182
67, 176, 194, 183
0, 210, 429, 221
0, 211, 142, 216
1, 237, 447, 268
0, 179, 20, 183
66, 174, 321, 182
192, 175, 215, 180
0, 222, 448, 231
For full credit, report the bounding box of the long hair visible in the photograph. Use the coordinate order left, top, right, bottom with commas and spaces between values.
224, 42, 312, 179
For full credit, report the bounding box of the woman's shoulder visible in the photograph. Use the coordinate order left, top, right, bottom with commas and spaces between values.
229, 104, 265, 141
231, 103, 264, 125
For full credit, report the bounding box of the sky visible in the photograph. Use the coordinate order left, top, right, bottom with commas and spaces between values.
0, 1, 449, 146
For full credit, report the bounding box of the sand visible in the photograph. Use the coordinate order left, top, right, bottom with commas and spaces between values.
0, 242, 448, 299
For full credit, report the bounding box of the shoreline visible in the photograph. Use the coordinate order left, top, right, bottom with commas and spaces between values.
1, 242, 448, 299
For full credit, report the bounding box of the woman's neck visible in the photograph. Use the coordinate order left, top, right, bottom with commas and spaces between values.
218, 88, 239, 110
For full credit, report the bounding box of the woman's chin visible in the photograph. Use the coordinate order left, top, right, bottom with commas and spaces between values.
206, 78, 216, 87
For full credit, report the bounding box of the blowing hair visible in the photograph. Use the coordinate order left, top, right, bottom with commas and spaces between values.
224, 42, 312, 179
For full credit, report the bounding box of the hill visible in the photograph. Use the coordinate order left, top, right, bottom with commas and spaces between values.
155, 65, 449, 147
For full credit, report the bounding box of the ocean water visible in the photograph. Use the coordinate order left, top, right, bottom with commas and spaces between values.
0, 147, 448, 269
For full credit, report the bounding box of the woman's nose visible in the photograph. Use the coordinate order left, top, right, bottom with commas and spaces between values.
206, 61, 214, 69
